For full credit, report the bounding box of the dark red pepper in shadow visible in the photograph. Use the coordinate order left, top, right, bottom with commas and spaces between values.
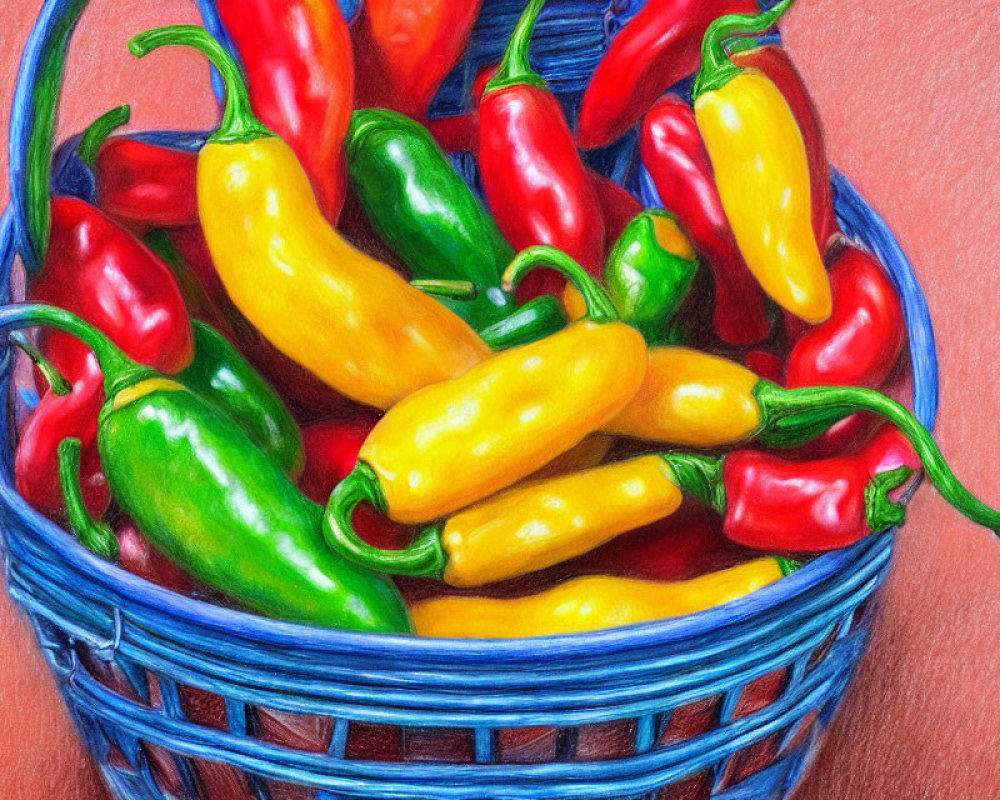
353, 0, 482, 121
786, 242, 906, 458
298, 419, 412, 551
479, 0, 605, 301
640, 94, 770, 345
577, 0, 758, 150
216, 0, 354, 223
588, 170, 644, 256
731, 42, 839, 253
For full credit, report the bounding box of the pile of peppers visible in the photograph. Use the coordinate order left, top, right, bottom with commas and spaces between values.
8, 0, 1000, 641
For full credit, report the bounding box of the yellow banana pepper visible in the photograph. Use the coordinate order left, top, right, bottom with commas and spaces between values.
323, 247, 648, 576
437, 455, 682, 587
692, 0, 831, 325
130, 26, 489, 410
412, 558, 795, 638
530, 434, 614, 480
605, 347, 762, 446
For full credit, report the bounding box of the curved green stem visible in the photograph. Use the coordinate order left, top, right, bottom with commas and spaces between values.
322, 463, 446, 577
865, 466, 913, 533
77, 104, 131, 169
128, 26, 273, 145
755, 381, 1000, 531
660, 452, 727, 515
693, 0, 795, 99
479, 294, 567, 351
9, 332, 71, 396
502, 246, 618, 323
776, 557, 802, 576
484, 0, 548, 94
58, 438, 118, 560
0, 304, 151, 397
411, 279, 479, 301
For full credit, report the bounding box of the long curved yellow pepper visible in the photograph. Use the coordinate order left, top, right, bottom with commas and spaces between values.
692, 0, 831, 325
412, 558, 795, 638
323, 247, 647, 576
129, 27, 489, 410
435, 455, 681, 587
605, 347, 762, 447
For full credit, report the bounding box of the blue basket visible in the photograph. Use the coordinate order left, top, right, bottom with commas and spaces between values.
2, 0, 938, 798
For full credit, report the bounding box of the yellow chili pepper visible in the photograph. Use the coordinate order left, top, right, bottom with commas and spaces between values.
691, 0, 831, 325
323, 246, 648, 576
129, 27, 489, 410
530, 434, 614, 480
605, 347, 762, 446
438, 455, 682, 587
412, 558, 795, 638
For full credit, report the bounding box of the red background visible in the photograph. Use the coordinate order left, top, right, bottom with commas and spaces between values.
2, 0, 999, 797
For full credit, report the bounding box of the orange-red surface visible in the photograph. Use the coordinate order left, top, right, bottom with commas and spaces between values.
1, 1, 999, 798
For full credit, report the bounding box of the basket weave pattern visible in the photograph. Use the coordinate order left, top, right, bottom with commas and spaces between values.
0, 1, 938, 798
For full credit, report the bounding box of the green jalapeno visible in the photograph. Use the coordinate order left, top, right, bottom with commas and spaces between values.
4, 303, 410, 633
177, 320, 304, 479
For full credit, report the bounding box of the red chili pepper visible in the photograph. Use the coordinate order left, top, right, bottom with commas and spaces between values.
665, 449, 913, 553
745, 350, 785, 385
576, 0, 758, 150
216, 0, 354, 222
298, 419, 411, 551
353, 0, 482, 121
587, 170, 643, 255
785, 242, 906, 457
427, 64, 499, 154
116, 517, 195, 592
15, 197, 193, 519
94, 137, 199, 233
166, 225, 364, 422
860, 424, 920, 478
479, 0, 605, 301
640, 94, 770, 345
730, 42, 839, 253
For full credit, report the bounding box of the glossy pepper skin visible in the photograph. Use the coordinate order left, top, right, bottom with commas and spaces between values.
692, 0, 832, 324
576, 0, 758, 150
216, 0, 353, 222
604, 210, 700, 345
16, 196, 194, 519
95, 136, 199, 232
640, 94, 770, 346
177, 320, 304, 478
730, 41, 839, 253
353, 0, 482, 120
130, 26, 489, 410
479, 0, 606, 301
4, 304, 410, 633
298, 419, 412, 552
323, 247, 648, 575
411, 558, 792, 638
345, 108, 517, 329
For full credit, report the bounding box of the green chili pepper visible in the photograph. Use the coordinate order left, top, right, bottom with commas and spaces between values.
177, 320, 304, 479
605, 210, 700, 346
478, 294, 567, 350
3, 303, 410, 633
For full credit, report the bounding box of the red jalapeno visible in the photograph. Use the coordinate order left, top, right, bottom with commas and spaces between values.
354, 0, 482, 121
216, 0, 354, 222
640, 94, 770, 345
577, 0, 758, 150
479, 0, 605, 301
664, 450, 915, 553
730, 41, 839, 253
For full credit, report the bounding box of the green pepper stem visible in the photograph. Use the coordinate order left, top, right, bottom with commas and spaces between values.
128, 26, 273, 145
776, 557, 802, 576
77, 105, 131, 168
9, 333, 71, 396
322, 463, 446, 578
57, 438, 119, 560
660, 452, 727, 515
755, 381, 1000, 531
502, 246, 619, 324
693, 0, 795, 99
865, 466, 913, 533
411, 279, 479, 301
0, 304, 151, 398
484, 0, 548, 95
478, 294, 567, 351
